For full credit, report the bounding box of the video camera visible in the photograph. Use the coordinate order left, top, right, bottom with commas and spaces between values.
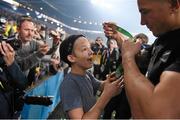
14, 90, 53, 112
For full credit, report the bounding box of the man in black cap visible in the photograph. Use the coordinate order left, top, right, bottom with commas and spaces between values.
59, 34, 123, 119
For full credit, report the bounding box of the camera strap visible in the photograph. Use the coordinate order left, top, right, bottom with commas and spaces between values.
0, 81, 5, 90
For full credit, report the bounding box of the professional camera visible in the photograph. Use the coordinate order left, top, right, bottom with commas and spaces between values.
0, 36, 21, 66
0, 35, 21, 51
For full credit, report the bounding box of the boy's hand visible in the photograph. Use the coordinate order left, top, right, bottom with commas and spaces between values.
103, 76, 124, 98
106, 71, 122, 82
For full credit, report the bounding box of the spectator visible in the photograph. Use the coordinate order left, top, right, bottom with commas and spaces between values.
60, 34, 123, 119
48, 54, 61, 75
134, 33, 151, 75
100, 39, 120, 80
133, 33, 150, 50
14, 16, 48, 74
91, 37, 106, 79
103, 0, 180, 118
100, 39, 131, 119
14, 16, 59, 82
0, 41, 28, 118
4, 19, 17, 38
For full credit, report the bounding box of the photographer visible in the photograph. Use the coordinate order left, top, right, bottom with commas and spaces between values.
0, 41, 28, 118
14, 16, 60, 78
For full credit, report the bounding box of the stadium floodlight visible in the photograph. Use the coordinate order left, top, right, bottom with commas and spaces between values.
26, 12, 30, 16
91, 0, 112, 9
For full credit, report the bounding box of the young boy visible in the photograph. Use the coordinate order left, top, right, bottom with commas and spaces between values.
60, 34, 123, 119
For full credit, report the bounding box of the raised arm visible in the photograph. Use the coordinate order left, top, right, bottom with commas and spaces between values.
121, 39, 180, 118
0, 42, 28, 89
103, 22, 127, 48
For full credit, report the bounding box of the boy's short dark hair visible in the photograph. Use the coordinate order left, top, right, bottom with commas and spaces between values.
60, 34, 85, 66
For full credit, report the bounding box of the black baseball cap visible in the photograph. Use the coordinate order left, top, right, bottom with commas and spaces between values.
60, 34, 85, 66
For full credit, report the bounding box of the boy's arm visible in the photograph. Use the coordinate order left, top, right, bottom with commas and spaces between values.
68, 79, 123, 119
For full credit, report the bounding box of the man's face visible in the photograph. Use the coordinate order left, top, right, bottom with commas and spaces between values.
71, 37, 94, 70
135, 38, 144, 44
95, 38, 102, 46
138, 0, 174, 37
19, 20, 35, 43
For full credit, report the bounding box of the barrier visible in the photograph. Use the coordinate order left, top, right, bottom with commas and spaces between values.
21, 72, 64, 119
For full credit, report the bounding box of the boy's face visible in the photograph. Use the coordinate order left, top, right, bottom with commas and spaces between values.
70, 37, 94, 69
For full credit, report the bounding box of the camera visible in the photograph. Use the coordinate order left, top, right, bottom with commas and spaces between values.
0, 35, 21, 66
0, 35, 21, 50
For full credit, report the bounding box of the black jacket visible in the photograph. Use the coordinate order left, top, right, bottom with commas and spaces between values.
0, 60, 28, 118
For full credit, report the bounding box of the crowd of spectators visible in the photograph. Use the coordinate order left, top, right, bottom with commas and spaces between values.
0, 7, 152, 119
0, 3, 155, 119
0, 8, 67, 118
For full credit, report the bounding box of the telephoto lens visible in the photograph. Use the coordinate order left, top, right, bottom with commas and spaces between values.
24, 95, 53, 106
